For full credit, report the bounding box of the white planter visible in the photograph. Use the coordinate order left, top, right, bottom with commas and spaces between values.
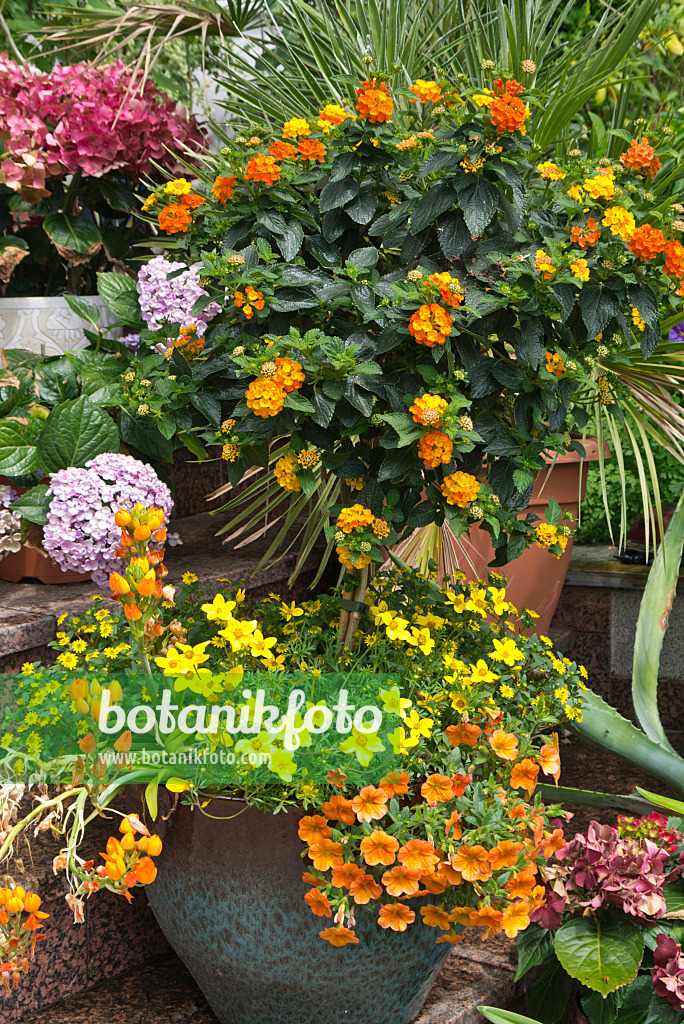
0, 296, 120, 356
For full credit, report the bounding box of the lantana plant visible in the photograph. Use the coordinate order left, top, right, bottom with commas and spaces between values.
127, 65, 684, 587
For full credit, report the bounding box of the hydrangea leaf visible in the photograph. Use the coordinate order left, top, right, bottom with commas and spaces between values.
554, 916, 644, 996
37, 396, 119, 472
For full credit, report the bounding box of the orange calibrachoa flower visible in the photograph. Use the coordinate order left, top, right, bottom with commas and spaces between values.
510, 758, 540, 796
268, 140, 297, 161
321, 795, 355, 825
451, 773, 470, 796
298, 815, 332, 844
539, 733, 561, 783
378, 903, 415, 931
319, 926, 359, 946
488, 840, 523, 870
212, 175, 237, 205
349, 872, 383, 904
469, 905, 504, 937
420, 774, 456, 806
543, 827, 567, 857
304, 888, 332, 917
446, 722, 482, 747
158, 203, 192, 234
398, 839, 439, 872
417, 431, 453, 469
245, 377, 286, 418
409, 393, 448, 427
298, 138, 327, 163
620, 136, 661, 179
501, 901, 530, 937
360, 830, 400, 866
441, 471, 480, 507
351, 785, 388, 822
451, 845, 492, 882
628, 223, 666, 261
331, 862, 364, 889
307, 837, 345, 871
378, 770, 410, 796
381, 864, 422, 896
445, 810, 462, 839
355, 79, 394, 123
570, 217, 601, 250
409, 303, 453, 347
489, 730, 519, 761
506, 868, 538, 899
409, 80, 442, 104
245, 153, 281, 185
420, 904, 451, 930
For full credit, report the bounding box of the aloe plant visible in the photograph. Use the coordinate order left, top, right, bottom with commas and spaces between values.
479, 1009, 544, 1024
569, 488, 684, 799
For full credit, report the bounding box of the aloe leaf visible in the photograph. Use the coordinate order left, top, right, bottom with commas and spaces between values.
478, 1009, 544, 1024
635, 787, 684, 815
631, 489, 684, 753
571, 689, 684, 797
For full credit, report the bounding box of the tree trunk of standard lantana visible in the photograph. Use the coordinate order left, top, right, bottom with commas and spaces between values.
336, 565, 370, 650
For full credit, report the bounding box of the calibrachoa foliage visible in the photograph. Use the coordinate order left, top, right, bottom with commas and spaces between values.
134, 67, 684, 572
515, 813, 684, 1023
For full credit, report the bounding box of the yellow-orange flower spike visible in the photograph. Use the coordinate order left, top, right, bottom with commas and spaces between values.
133, 524, 152, 541
115, 510, 132, 527
124, 604, 142, 622
137, 570, 157, 597
109, 573, 130, 595
70, 677, 88, 701
114, 730, 132, 753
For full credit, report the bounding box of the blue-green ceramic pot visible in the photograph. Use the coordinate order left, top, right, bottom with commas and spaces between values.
145, 796, 454, 1024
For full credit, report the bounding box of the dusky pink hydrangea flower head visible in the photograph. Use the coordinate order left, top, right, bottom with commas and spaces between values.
0, 55, 205, 200
43, 453, 173, 583
653, 933, 684, 1012
618, 812, 683, 854
531, 820, 680, 928
136, 256, 222, 337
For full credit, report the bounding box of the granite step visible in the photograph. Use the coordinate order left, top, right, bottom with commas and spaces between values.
9, 934, 518, 1024
0, 511, 335, 672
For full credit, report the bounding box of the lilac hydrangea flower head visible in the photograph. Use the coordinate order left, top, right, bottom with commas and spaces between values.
136, 256, 222, 336
119, 333, 140, 354
43, 453, 173, 583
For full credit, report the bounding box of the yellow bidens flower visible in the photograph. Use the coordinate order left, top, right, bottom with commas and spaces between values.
164, 178, 192, 196
602, 205, 636, 241
537, 161, 566, 181
274, 455, 301, 492
245, 377, 286, 418
409, 303, 453, 347
570, 259, 589, 283
441, 471, 480, 507
583, 172, 615, 201
409, 393, 448, 428
282, 118, 311, 138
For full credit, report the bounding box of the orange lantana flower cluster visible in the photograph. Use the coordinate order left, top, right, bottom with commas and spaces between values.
488, 79, 528, 135
441, 470, 480, 508
409, 79, 442, 104
245, 377, 286, 418
664, 239, 684, 279
545, 352, 565, 378
211, 175, 237, 205
627, 223, 666, 262
298, 138, 327, 163
417, 430, 454, 469
409, 393, 448, 428
620, 136, 661, 179
245, 153, 281, 185
234, 286, 265, 319
409, 303, 453, 347
425, 271, 465, 307
570, 217, 601, 250
355, 79, 394, 123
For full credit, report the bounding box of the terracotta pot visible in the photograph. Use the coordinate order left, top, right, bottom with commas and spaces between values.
145, 796, 454, 1024
458, 440, 606, 634
0, 545, 88, 584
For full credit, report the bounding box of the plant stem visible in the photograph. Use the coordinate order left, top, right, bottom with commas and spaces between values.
62, 170, 82, 216
343, 565, 370, 648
